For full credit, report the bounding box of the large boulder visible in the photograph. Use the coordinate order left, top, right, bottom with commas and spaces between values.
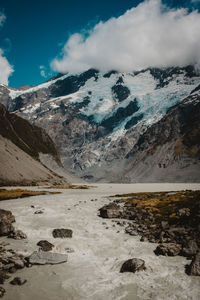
99, 203, 121, 219
52, 229, 73, 238
37, 240, 54, 252
120, 258, 146, 273
187, 252, 200, 276
28, 251, 68, 265
0, 209, 15, 236
154, 243, 181, 256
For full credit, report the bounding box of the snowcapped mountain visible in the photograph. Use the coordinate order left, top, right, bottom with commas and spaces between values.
1, 65, 200, 182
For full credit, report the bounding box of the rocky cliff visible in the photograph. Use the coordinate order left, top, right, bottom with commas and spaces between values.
1, 65, 200, 182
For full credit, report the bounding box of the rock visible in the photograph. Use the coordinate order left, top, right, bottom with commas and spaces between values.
125, 226, 138, 236
9, 256, 25, 269
65, 247, 74, 253
0, 271, 10, 284
187, 252, 200, 276
37, 240, 54, 252
8, 230, 27, 240
99, 203, 121, 219
0, 209, 15, 236
182, 240, 199, 258
52, 229, 73, 238
10, 277, 27, 285
120, 258, 146, 273
34, 210, 44, 214
161, 221, 169, 229
28, 251, 68, 265
0, 287, 5, 298
177, 208, 190, 217
154, 243, 181, 256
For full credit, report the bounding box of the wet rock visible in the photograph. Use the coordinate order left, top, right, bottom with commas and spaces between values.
37, 240, 54, 252
10, 277, 27, 285
52, 229, 73, 238
99, 203, 121, 219
8, 230, 27, 240
120, 258, 146, 273
0, 287, 5, 298
154, 243, 181, 256
0, 209, 15, 236
28, 251, 68, 265
187, 252, 200, 276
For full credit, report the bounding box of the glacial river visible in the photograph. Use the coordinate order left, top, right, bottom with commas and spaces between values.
1, 183, 200, 300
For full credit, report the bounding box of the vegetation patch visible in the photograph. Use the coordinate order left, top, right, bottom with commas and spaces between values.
0, 189, 60, 201
47, 185, 96, 190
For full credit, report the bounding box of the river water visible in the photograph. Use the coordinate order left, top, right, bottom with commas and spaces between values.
1, 183, 200, 300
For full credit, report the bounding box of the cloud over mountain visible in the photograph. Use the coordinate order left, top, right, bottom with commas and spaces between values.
0, 12, 13, 85
51, 0, 200, 73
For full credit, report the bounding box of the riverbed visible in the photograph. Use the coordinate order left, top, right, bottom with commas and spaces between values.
1, 183, 200, 300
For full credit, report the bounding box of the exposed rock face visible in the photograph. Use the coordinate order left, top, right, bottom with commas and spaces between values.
52, 228, 73, 238
188, 252, 200, 276
120, 258, 146, 273
154, 243, 181, 256
28, 251, 68, 265
0, 104, 69, 186
1, 66, 199, 182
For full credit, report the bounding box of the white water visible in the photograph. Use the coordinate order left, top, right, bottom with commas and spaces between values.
1, 183, 200, 300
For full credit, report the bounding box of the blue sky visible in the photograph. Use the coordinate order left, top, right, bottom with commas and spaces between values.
0, 0, 200, 88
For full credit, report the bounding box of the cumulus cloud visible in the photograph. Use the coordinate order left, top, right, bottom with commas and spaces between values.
0, 49, 14, 85
0, 12, 13, 85
51, 0, 200, 74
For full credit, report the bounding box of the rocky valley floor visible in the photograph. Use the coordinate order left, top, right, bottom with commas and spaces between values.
0, 183, 200, 300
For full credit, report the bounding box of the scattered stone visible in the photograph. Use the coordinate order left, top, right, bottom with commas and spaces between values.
10, 277, 27, 285
31, 205, 35, 208
52, 229, 73, 238
0, 287, 5, 298
37, 240, 54, 252
8, 230, 27, 240
28, 251, 68, 265
99, 203, 121, 219
154, 243, 181, 256
0, 271, 10, 284
177, 208, 190, 217
120, 258, 146, 273
125, 226, 137, 236
187, 252, 200, 276
65, 247, 74, 253
34, 210, 44, 214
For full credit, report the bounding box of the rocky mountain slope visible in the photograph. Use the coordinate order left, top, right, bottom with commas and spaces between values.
1, 65, 200, 182
0, 103, 71, 186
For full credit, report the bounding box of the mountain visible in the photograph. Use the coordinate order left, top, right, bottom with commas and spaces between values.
0, 103, 73, 186
1, 65, 200, 182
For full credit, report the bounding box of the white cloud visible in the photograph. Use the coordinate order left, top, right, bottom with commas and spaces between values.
0, 49, 14, 85
39, 65, 47, 78
51, 0, 200, 74
0, 12, 13, 85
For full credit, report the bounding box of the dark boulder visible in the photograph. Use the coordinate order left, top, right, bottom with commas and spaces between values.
0, 209, 15, 236
120, 258, 146, 273
37, 240, 54, 252
187, 252, 200, 276
52, 228, 73, 238
99, 203, 121, 219
10, 277, 27, 285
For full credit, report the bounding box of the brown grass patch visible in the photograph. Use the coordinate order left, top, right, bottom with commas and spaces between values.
0, 188, 60, 201
47, 185, 96, 190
